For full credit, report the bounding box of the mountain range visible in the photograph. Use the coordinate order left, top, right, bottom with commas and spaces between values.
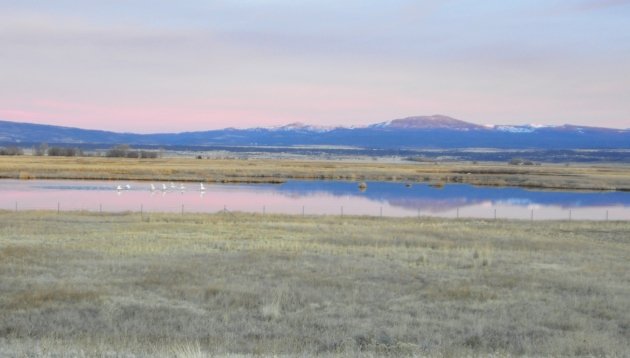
1, 115, 628, 149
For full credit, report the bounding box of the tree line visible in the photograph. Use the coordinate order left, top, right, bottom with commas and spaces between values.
0, 144, 158, 158
103, 145, 159, 158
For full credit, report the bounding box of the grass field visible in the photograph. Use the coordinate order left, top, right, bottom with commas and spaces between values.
0, 211, 628, 356
1, 156, 630, 190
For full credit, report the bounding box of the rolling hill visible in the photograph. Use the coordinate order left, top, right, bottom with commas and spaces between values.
1, 115, 628, 149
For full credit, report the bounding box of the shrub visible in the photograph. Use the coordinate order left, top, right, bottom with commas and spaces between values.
18, 171, 33, 179
509, 158, 534, 166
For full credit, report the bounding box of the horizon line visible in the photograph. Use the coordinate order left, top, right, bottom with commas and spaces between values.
1, 115, 628, 134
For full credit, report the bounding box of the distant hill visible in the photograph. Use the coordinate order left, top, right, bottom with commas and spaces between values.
1, 115, 629, 149
369, 115, 485, 130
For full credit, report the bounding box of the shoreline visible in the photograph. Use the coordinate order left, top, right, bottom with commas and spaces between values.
1, 156, 630, 191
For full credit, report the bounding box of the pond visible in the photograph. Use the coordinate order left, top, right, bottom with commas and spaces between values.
1, 179, 629, 220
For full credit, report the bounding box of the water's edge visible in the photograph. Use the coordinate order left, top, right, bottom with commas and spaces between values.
1, 179, 629, 220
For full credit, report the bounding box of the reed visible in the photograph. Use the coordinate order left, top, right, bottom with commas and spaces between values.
1, 156, 630, 190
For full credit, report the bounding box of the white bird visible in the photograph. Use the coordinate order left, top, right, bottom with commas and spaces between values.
150, 183, 156, 191
179, 183, 186, 191
200, 183, 206, 191
162, 183, 167, 191
170, 182, 176, 189
116, 185, 122, 191
125, 184, 131, 190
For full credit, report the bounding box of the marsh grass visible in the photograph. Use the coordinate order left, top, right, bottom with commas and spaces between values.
0, 211, 629, 356
1, 156, 630, 190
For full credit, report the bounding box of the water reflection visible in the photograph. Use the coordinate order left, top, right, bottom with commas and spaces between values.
1, 179, 629, 220
276, 181, 630, 211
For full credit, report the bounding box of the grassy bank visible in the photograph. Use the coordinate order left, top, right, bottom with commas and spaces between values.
0, 211, 628, 356
1, 156, 630, 190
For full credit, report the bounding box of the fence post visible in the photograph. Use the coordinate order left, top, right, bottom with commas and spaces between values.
302, 206, 305, 217
569, 209, 572, 221
530, 209, 534, 222
181, 204, 184, 215
57, 202, 60, 214
456, 207, 459, 219
140, 204, 143, 219
494, 208, 497, 220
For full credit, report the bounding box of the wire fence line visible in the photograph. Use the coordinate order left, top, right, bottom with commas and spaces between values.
3, 200, 626, 221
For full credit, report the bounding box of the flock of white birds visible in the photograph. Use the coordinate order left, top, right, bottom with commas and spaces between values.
115, 182, 206, 193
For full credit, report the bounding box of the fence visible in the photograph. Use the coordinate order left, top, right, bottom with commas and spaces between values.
3, 200, 626, 221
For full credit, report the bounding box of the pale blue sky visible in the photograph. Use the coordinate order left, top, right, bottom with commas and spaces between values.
0, 0, 629, 132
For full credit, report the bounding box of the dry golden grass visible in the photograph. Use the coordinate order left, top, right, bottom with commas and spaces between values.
1, 156, 630, 190
0, 211, 629, 356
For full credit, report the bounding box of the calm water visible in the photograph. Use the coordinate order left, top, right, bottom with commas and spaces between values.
1, 179, 630, 220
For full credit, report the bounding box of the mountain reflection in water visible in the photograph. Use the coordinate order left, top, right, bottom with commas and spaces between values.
1, 179, 629, 220
275, 181, 630, 212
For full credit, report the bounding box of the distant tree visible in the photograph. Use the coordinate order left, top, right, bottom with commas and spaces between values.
0, 146, 24, 155
141, 151, 158, 159
47, 146, 82, 157
105, 145, 157, 158
47, 147, 61, 156
106, 144, 130, 158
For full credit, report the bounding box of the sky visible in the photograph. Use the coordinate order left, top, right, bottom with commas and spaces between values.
0, 0, 629, 133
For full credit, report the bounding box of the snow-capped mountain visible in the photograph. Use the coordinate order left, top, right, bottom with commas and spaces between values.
269, 122, 340, 133
1, 115, 628, 149
494, 125, 544, 133
370, 115, 485, 131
